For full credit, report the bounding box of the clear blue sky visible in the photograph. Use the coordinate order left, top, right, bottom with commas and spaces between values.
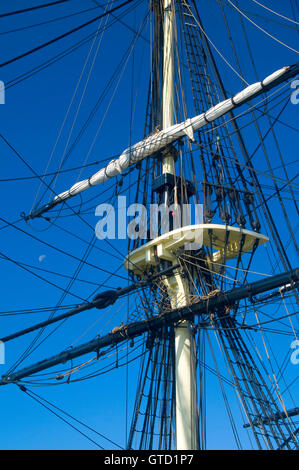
0, 0, 298, 450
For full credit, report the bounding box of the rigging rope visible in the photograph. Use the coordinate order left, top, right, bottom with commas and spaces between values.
19, 386, 124, 449
0, 0, 70, 18
226, 0, 299, 54
183, 1, 249, 84
251, 0, 299, 26
0, 0, 136, 68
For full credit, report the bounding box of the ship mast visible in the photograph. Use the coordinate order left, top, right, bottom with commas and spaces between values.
2, 0, 298, 451
161, 0, 198, 450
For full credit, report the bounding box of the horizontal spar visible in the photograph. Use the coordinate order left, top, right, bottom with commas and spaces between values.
0, 263, 180, 344
26, 62, 299, 220
1, 267, 298, 385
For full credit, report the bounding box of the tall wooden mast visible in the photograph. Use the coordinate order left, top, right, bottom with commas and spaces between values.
161, 0, 199, 450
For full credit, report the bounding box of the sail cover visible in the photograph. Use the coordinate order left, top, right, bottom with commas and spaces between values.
29, 63, 298, 218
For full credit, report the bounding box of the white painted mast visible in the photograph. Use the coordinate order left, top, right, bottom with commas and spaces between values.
161, 0, 199, 450
162, 0, 175, 174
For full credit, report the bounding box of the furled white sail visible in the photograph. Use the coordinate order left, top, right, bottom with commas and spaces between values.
30, 63, 298, 218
